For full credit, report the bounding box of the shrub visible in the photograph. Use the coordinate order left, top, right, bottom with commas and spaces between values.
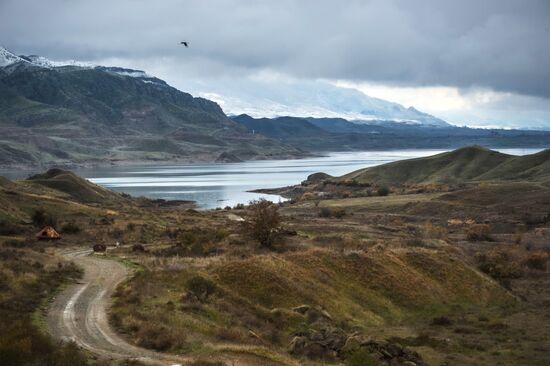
126, 222, 136, 232
234, 203, 245, 210
476, 249, 523, 285
187, 275, 217, 302
466, 224, 491, 241
31, 209, 57, 227
331, 207, 346, 218
136, 325, 175, 351
301, 192, 316, 201
319, 207, 332, 218
377, 186, 390, 196
523, 250, 549, 271
318, 207, 346, 218
244, 199, 281, 247
345, 349, 381, 366
214, 327, 243, 342
61, 221, 81, 234
431, 316, 453, 326
423, 222, 448, 240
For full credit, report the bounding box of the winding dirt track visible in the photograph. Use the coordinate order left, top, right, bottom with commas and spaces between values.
47, 249, 189, 365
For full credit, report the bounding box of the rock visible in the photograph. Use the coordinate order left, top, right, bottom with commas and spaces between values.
306, 172, 332, 183
215, 152, 243, 163
292, 304, 311, 314
320, 309, 333, 321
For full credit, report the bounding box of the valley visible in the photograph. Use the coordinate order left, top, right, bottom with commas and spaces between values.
0, 147, 549, 365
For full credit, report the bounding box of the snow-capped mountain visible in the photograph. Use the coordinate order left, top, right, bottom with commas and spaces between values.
193, 78, 451, 127
0, 46, 27, 66
0, 46, 166, 86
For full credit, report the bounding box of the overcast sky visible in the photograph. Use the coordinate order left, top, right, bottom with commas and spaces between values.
1, 0, 550, 128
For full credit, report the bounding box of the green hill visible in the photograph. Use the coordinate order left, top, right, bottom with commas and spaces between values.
26, 168, 125, 203
340, 146, 550, 185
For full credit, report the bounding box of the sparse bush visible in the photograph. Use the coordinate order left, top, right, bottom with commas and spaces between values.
214, 327, 243, 342
61, 221, 81, 234
476, 249, 523, 285
301, 192, 316, 201
31, 209, 57, 227
377, 186, 390, 197
126, 222, 136, 232
431, 316, 453, 326
346, 349, 381, 366
136, 324, 175, 351
523, 250, 549, 271
244, 199, 281, 247
423, 222, 448, 240
109, 228, 124, 239
466, 224, 491, 241
319, 207, 332, 218
332, 207, 346, 218
318, 207, 346, 219
186, 275, 217, 302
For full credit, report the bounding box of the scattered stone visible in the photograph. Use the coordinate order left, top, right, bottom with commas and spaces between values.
292, 304, 311, 314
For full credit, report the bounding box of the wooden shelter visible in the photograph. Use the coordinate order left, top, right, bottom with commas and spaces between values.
36, 226, 61, 240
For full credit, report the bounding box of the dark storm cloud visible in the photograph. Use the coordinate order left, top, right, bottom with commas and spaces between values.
1, 0, 549, 98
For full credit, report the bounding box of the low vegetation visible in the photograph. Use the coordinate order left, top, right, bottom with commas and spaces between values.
2, 148, 550, 365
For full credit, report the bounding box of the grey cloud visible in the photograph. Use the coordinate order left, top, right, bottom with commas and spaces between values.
1, 0, 549, 98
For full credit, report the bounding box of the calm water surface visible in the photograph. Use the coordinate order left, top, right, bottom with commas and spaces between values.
74, 148, 542, 209
2, 148, 543, 209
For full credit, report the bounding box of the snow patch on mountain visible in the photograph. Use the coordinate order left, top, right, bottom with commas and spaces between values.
0, 47, 28, 67
194, 79, 450, 127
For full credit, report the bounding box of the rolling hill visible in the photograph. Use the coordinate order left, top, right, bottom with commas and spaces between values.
340, 146, 550, 185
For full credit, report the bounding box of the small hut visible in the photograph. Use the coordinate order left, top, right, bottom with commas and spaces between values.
36, 226, 61, 241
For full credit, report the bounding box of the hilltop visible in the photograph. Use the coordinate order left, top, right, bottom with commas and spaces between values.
341, 146, 550, 185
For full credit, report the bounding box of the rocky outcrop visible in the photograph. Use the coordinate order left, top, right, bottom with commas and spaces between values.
289, 329, 426, 365
288, 304, 426, 365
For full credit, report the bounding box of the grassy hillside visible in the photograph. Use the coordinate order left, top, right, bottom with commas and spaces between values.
26, 168, 126, 203
341, 146, 550, 185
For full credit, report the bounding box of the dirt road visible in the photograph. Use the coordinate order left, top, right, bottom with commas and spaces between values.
47, 248, 188, 365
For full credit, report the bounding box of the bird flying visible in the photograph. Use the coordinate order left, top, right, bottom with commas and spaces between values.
180, 41, 189, 47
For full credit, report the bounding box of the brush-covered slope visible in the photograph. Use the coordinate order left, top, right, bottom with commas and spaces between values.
26, 168, 126, 203
341, 146, 550, 185
232, 114, 330, 139
0, 47, 301, 167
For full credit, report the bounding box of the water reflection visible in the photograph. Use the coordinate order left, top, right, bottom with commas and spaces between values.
1, 148, 544, 209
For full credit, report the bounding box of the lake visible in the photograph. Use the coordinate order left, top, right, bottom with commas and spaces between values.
1, 148, 543, 209
71, 148, 541, 209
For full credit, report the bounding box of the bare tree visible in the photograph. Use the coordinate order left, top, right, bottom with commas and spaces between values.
245, 199, 281, 247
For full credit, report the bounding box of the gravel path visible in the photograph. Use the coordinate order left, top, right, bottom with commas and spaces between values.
47, 248, 189, 365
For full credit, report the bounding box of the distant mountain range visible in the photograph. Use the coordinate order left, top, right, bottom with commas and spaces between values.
206, 78, 451, 127
0, 46, 302, 167
231, 114, 550, 151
